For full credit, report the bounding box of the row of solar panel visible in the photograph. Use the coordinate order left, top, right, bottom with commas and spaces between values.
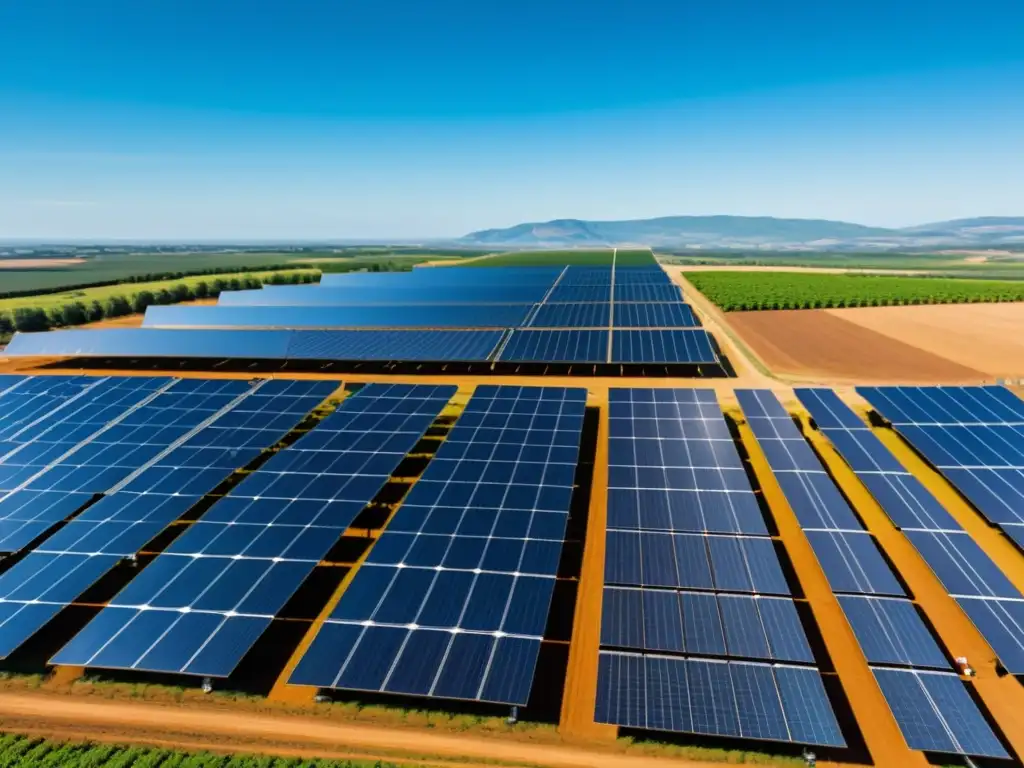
845, 386, 1024, 675
595, 652, 845, 747
1, 382, 593, 711
5, 328, 720, 365
745, 388, 1013, 759
145, 298, 697, 329
602, 586, 814, 663
597, 389, 844, 745
222, 284, 683, 306
318, 264, 671, 288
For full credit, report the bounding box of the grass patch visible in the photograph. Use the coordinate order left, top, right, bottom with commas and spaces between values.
686, 270, 1024, 311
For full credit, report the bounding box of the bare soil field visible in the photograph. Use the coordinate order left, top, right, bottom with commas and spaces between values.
726, 310, 988, 384
0, 258, 86, 268
828, 302, 1024, 379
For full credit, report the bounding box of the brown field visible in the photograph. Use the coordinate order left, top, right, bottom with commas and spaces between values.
727, 309, 988, 384
0, 258, 86, 268
829, 302, 1024, 378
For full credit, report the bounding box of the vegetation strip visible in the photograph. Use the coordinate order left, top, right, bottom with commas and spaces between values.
0, 270, 319, 340
687, 270, 1024, 311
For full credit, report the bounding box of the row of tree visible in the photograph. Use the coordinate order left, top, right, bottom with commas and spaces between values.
0, 271, 318, 337
0, 262, 321, 300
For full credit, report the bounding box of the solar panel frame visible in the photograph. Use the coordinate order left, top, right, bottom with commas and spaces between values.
497, 329, 608, 363
611, 330, 718, 364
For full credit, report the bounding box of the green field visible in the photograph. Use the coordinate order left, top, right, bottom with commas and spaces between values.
686, 270, 1024, 311
0, 251, 468, 295
0, 734, 402, 768
463, 248, 657, 267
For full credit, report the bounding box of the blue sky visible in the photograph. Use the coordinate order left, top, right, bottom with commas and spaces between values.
1, 0, 1023, 240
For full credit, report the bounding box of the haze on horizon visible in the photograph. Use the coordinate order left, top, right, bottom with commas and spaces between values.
1, 0, 1023, 241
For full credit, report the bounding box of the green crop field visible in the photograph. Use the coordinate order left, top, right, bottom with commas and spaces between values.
464, 248, 657, 267
0, 733, 403, 767
0, 251, 468, 295
686, 270, 1024, 311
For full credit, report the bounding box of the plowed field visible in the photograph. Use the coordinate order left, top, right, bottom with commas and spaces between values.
727, 309, 987, 383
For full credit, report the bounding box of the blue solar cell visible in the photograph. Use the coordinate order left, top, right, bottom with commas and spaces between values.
680, 591, 727, 655
757, 597, 815, 664
955, 598, 1024, 674
544, 285, 609, 302
857, 473, 961, 531
873, 668, 1007, 758
718, 595, 771, 659
613, 303, 699, 328
904, 530, 1018, 598
773, 471, 863, 530
528, 302, 609, 328
641, 589, 685, 653
285, 329, 504, 361
611, 330, 718, 364
497, 329, 608, 363
614, 285, 685, 302
837, 595, 950, 668
774, 665, 846, 747
601, 587, 645, 649
804, 530, 904, 596
731, 662, 791, 742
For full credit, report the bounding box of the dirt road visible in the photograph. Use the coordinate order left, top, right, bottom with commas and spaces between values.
0, 691, 781, 768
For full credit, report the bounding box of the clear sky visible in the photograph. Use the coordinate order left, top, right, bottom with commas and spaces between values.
1, 0, 1023, 240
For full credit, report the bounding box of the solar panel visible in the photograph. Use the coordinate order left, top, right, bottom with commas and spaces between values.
5, 329, 504, 363
611, 330, 718, 364
497, 330, 608, 363
803, 530, 905, 596
144, 304, 533, 330
607, 388, 765, 535
220, 284, 552, 306
594, 651, 845, 746
547, 285, 611, 303
613, 267, 673, 285
613, 303, 699, 328
872, 667, 1007, 758
0, 377, 180, 551
527, 302, 609, 328
290, 386, 587, 705
613, 285, 683, 302
49, 384, 453, 677
319, 267, 562, 288
858, 386, 1024, 531
836, 595, 949, 669
601, 587, 813, 663
0, 379, 337, 659
285, 330, 503, 362
955, 597, 1024, 674
605, 531, 790, 595
903, 530, 1018, 598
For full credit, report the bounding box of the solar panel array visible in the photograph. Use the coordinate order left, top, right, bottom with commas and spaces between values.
0, 377, 337, 659
6, 257, 721, 367
596, 388, 844, 747
742, 389, 1007, 759
841, 386, 1024, 676
290, 385, 587, 705
50, 384, 453, 678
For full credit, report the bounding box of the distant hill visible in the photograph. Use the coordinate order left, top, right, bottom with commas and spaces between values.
460, 215, 1024, 250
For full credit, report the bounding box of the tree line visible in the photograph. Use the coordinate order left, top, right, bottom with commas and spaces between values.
0, 272, 317, 339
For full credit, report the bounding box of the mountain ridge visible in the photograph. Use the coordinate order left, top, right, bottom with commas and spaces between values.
460, 215, 1024, 250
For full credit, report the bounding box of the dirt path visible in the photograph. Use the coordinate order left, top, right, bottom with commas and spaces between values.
0, 692, 778, 768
